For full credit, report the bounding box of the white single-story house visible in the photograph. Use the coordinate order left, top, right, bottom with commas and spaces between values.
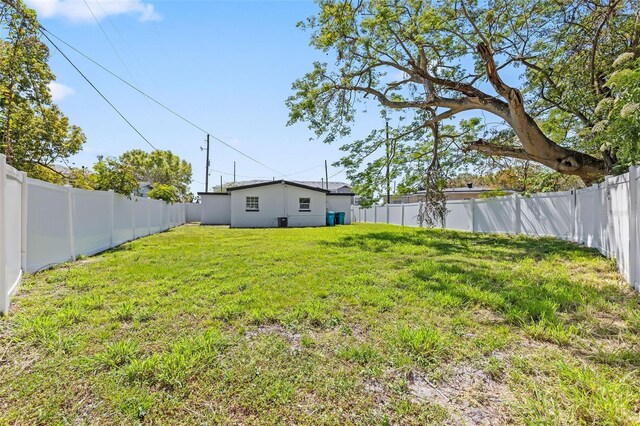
198, 180, 354, 227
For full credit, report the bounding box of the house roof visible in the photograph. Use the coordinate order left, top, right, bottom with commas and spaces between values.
231, 180, 352, 193
225, 180, 332, 193
197, 192, 230, 196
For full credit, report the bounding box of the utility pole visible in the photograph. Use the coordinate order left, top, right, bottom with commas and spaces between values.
205, 134, 210, 192
325, 160, 329, 191
385, 122, 391, 205
233, 161, 236, 184
220, 175, 223, 192
321, 177, 324, 189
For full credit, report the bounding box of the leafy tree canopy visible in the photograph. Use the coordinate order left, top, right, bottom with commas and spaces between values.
288, 0, 640, 209
91, 156, 138, 197
448, 161, 584, 194
119, 149, 192, 202
0, 0, 85, 180
147, 183, 179, 204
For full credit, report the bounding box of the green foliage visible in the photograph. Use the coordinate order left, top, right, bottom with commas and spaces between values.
591, 56, 640, 172
92, 156, 138, 197
450, 161, 584, 194
0, 0, 85, 179
477, 190, 509, 199
119, 149, 192, 202
147, 183, 179, 204
289, 0, 640, 191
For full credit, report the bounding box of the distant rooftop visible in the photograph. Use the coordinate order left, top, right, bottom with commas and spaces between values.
230, 180, 352, 193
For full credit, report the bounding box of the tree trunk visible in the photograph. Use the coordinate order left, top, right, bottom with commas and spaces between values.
471, 43, 607, 184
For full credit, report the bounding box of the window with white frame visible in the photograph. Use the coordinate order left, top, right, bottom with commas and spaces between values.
246, 196, 259, 211
299, 197, 311, 211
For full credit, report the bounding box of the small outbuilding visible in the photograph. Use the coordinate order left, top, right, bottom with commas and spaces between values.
198, 180, 354, 228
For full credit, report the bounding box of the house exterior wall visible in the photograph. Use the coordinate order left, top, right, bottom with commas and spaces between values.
201, 194, 231, 225
230, 183, 326, 228
326, 195, 353, 224
285, 186, 326, 227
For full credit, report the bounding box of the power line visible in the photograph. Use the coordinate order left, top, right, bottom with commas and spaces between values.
82, 0, 136, 83
5, 1, 336, 182
39, 27, 285, 177
40, 30, 158, 151
282, 164, 324, 177
93, 0, 179, 146
329, 168, 347, 179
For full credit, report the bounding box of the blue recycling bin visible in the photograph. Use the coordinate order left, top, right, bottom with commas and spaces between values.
336, 211, 346, 225
326, 211, 335, 226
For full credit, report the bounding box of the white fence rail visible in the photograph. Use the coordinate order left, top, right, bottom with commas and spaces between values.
352, 166, 640, 291
0, 154, 188, 314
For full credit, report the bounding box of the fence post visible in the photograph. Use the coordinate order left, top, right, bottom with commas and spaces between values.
131, 198, 136, 240
470, 199, 476, 232
0, 155, 7, 314
514, 194, 521, 235
20, 172, 28, 272
603, 178, 613, 257
108, 190, 115, 248
570, 189, 576, 242
374, 206, 377, 223
65, 185, 76, 261
629, 166, 639, 290
401, 203, 405, 227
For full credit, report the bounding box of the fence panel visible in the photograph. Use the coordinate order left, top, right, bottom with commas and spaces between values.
402, 203, 420, 227
474, 198, 516, 234
113, 194, 134, 246
26, 179, 72, 272
186, 203, 201, 223
607, 175, 631, 281
376, 205, 387, 223
520, 192, 572, 238
1, 162, 25, 313
134, 197, 150, 237
388, 204, 403, 224
149, 200, 163, 233
73, 188, 112, 257
444, 201, 473, 231
573, 185, 609, 255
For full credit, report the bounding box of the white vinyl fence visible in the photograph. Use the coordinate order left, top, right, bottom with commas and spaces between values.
352, 166, 640, 291
0, 154, 188, 314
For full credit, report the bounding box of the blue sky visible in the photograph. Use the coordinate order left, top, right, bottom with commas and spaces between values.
25, 0, 382, 194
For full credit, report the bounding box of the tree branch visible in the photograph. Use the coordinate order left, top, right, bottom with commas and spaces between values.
464, 139, 532, 161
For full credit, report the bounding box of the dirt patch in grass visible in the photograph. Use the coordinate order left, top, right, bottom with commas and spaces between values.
408, 364, 514, 425
245, 325, 303, 352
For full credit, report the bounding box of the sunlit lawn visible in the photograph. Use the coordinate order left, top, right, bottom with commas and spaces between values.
1, 223, 639, 424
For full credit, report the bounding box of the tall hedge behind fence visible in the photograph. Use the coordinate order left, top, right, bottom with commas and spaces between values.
0, 154, 188, 314
352, 166, 640, 291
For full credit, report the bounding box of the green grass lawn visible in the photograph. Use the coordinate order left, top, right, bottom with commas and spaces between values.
1, 224, 639, 425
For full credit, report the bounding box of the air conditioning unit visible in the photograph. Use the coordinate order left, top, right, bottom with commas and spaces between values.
278, 217, 288, 228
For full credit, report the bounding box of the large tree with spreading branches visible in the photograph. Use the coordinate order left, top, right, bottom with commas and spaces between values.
0, 0, 85, 181
288, 0, 640, 188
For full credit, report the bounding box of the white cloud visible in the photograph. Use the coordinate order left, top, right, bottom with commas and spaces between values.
49, 82, 75, 101
26, 0, 161, 23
